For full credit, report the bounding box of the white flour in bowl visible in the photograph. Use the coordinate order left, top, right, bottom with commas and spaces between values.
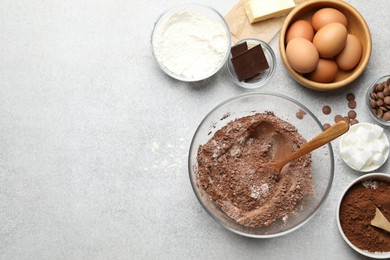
152, 8, 229, 80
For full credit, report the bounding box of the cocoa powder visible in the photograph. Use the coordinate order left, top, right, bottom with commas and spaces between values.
196, 112, 313, 227
339, 179, 390, 253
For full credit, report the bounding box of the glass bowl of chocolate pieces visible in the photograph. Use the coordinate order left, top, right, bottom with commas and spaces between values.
189, 92, 334, 238
226, 38, 276, 89
366, 75, 390, 126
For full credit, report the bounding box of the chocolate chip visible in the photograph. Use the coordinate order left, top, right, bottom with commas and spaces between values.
323, 123, 331, 130
380, 106, 388, 112
384, 96, 390, 105
377, 99, 384, 107
322, 105, 331, 115
334, 115, 343, 122
376, 109, 384, 118
296, 109, 306, 119
370, 92, 377, 99
383, 111, 390, 121
348, 100, 357, 109
377, 92, 385, 99
346, 93, 355, 101
350, 119, 359, 125
348, 110, 357, 119
384, 87, 390, 96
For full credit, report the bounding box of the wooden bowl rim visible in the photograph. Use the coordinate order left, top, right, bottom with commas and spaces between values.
279, 0, 372, 91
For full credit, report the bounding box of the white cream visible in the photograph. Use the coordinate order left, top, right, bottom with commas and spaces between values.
152, 9, 229, 80
340, 123, 389, 172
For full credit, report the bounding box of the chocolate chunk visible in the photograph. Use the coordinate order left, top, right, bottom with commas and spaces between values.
384, 87, 390, 96
231, 42, 248, 58
231, 44, 269, 82
296, 109, 306, 119
348, 100, 357, 109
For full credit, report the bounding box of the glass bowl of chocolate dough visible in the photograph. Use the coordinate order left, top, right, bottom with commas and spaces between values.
189, 92, 334, 238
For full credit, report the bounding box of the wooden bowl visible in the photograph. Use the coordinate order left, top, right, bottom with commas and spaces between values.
279, 0, 372, 91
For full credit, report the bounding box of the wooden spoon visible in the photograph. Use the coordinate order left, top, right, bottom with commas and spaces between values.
271, 121, 349, 173
371, 207, 390, 232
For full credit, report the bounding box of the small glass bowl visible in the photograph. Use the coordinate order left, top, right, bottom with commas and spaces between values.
151, 3, 231, 82
336, 173, 390, 259
227, 38, 276, 89
339, 123, 389, 172
366, 75, 390, 126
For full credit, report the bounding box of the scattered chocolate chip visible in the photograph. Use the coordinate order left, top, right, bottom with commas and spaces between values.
342, 116, 350, 124
334, 114, 343, 123
370, 99, 377, 108
377, 99, 384, 107
348, 100, 357, 109
296, 109, 306, 119
322, 105, 331, 115
350, 118, 359, 125
348, 110, 357, 119
346, 93, 355, 101
323, 123, 331, 130
231, 43, 269, 82
231, 41, 248, 58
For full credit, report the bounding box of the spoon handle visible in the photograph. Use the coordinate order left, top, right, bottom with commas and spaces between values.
275, 121, 349, 169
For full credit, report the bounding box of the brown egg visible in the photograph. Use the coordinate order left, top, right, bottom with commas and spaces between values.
306, 59, 338, 83
286, 20, 314, 44
286, 38, 319, 73
313, 23, 347, 58
311, 8, 348, 31
336, 34, 362, 70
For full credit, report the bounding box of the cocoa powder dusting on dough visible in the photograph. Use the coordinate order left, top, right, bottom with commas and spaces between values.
196, 112, 313, 227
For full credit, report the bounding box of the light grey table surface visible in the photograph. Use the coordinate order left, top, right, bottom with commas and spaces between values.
1, 0, 389, 259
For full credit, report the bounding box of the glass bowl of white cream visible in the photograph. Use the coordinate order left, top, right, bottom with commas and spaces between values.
151, 3, 231, 82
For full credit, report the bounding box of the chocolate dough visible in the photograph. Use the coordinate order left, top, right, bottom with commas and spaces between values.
196, 112, 313, 227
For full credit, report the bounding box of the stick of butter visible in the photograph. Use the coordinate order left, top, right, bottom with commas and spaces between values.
245, 0, 296, 24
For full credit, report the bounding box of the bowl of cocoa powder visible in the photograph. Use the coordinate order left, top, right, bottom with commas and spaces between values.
189, 92, 335, 238
337, 173, 390, 258
366, 75, 390, 126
